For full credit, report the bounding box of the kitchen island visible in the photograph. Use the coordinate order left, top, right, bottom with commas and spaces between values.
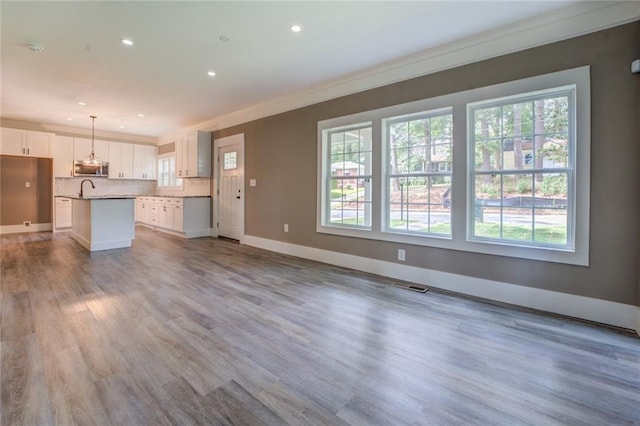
71, 196, 136, 251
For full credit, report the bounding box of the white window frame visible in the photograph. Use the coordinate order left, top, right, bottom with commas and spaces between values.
467, 86, 576, 251
382, 107, 453, 238
317, 66, 590, 265
319, 121, 373, 230
157, 153, 183, 189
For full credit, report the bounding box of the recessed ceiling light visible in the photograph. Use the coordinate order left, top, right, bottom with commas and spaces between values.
290, 24, 302, 33
121, 38, 134, 46
26, 42, 45, 52
78, 101, 86, 106
66, 117, 73, 121
207, 71, 216, 77
120, 125, 125, 129
137, 113, 144, 118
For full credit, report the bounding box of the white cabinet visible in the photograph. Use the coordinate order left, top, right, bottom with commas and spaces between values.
136, 197, 158, 224
74, 138, 109, 163
27, 131, 54, 157
147, 199, 160, 226
53, 136, 75, 177
0, 128, 53, 158
55, 197, 72, 229
133, 144, 157, 180
136, 196, 209, 237
175, 135, 187, 177
175, 131, 211, 178
136, 197, 149, 223
158, 199, 175, 230
108, 142, 134, 179
173, 200, 184, 231
0, 128, 24, 156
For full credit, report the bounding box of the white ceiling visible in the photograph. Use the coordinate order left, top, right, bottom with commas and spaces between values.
0, 1, 585, 139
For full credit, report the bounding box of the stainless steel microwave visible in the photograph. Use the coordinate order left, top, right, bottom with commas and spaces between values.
73, 161, 109, 177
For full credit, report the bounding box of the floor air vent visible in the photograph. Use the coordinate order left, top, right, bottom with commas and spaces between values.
393, 282, 429, 293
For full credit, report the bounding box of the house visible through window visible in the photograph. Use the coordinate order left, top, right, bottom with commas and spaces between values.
468, 88, 573, 248
325, 125, 372, 227
384, 109, 453, 236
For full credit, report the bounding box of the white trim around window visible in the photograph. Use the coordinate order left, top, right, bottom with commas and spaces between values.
317, 66, 590, 266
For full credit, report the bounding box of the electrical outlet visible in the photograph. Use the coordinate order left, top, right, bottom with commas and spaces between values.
398, 249, 406, 261
284, 224, 289, 233
25, 181, 31, 188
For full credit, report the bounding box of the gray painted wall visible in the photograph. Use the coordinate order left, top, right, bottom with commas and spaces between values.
0, 156, 52, 226
213, 22, 640, 306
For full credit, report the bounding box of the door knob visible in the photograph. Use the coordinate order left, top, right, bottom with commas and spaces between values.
236, 196, 241, 199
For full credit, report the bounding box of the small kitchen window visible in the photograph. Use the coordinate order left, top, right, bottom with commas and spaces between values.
157, 154, 183, 188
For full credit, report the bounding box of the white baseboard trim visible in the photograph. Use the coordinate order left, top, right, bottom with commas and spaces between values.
243, 235, 639, 334
71, 232, 132, 251
0, 223, 52, 234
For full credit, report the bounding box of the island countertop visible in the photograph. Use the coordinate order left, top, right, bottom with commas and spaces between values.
59, 195, 137, 200
56, 195, 210, 199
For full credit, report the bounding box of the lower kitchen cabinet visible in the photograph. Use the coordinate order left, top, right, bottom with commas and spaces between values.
55, 197, 72, 229
136, 196, 210, 238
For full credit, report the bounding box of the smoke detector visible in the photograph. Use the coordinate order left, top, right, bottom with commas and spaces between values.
26, 42, 44, 52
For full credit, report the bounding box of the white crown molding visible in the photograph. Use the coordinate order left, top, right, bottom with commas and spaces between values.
190, 1, 639, 134
243, 234, 640, 334
0, 118, 158, 145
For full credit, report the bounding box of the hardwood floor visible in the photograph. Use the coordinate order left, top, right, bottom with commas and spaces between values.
1, 227, 639, 425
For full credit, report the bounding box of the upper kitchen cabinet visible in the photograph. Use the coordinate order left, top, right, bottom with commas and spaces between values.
0, 128, 54, 158
108, 141, 134, 179
133, 144, 157, 180
175, 131, 211, 178
74, 137, 109, 163
53, 136, 75, 177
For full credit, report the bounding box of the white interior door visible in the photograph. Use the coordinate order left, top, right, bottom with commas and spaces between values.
217, 142, 243, 240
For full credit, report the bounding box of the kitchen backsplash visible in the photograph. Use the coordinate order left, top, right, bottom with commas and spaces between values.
55, 177, 211, 197
55, 178, 155, 197
155, 178, 211, 196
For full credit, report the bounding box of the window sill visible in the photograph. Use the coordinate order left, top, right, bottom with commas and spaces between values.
317, 223, 588, 266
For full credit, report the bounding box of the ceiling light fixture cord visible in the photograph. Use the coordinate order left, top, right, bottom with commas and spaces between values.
91, 115, 97, 159
82, 115, 101, 166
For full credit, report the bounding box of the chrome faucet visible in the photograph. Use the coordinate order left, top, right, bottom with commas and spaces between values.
79, 179, 95, 198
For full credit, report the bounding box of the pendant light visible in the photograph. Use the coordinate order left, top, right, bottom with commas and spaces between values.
82, 115, 101, 166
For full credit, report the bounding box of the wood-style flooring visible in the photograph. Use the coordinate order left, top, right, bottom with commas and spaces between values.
1, 227, 639, 425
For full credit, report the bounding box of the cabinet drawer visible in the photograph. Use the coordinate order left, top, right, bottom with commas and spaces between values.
56, 197, 72, 205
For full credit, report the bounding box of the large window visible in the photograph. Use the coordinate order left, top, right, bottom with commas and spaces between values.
157, 155, 183, 188
384, 109, 453, 236
317, 66, 589, 265
468, 88, 574, 249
